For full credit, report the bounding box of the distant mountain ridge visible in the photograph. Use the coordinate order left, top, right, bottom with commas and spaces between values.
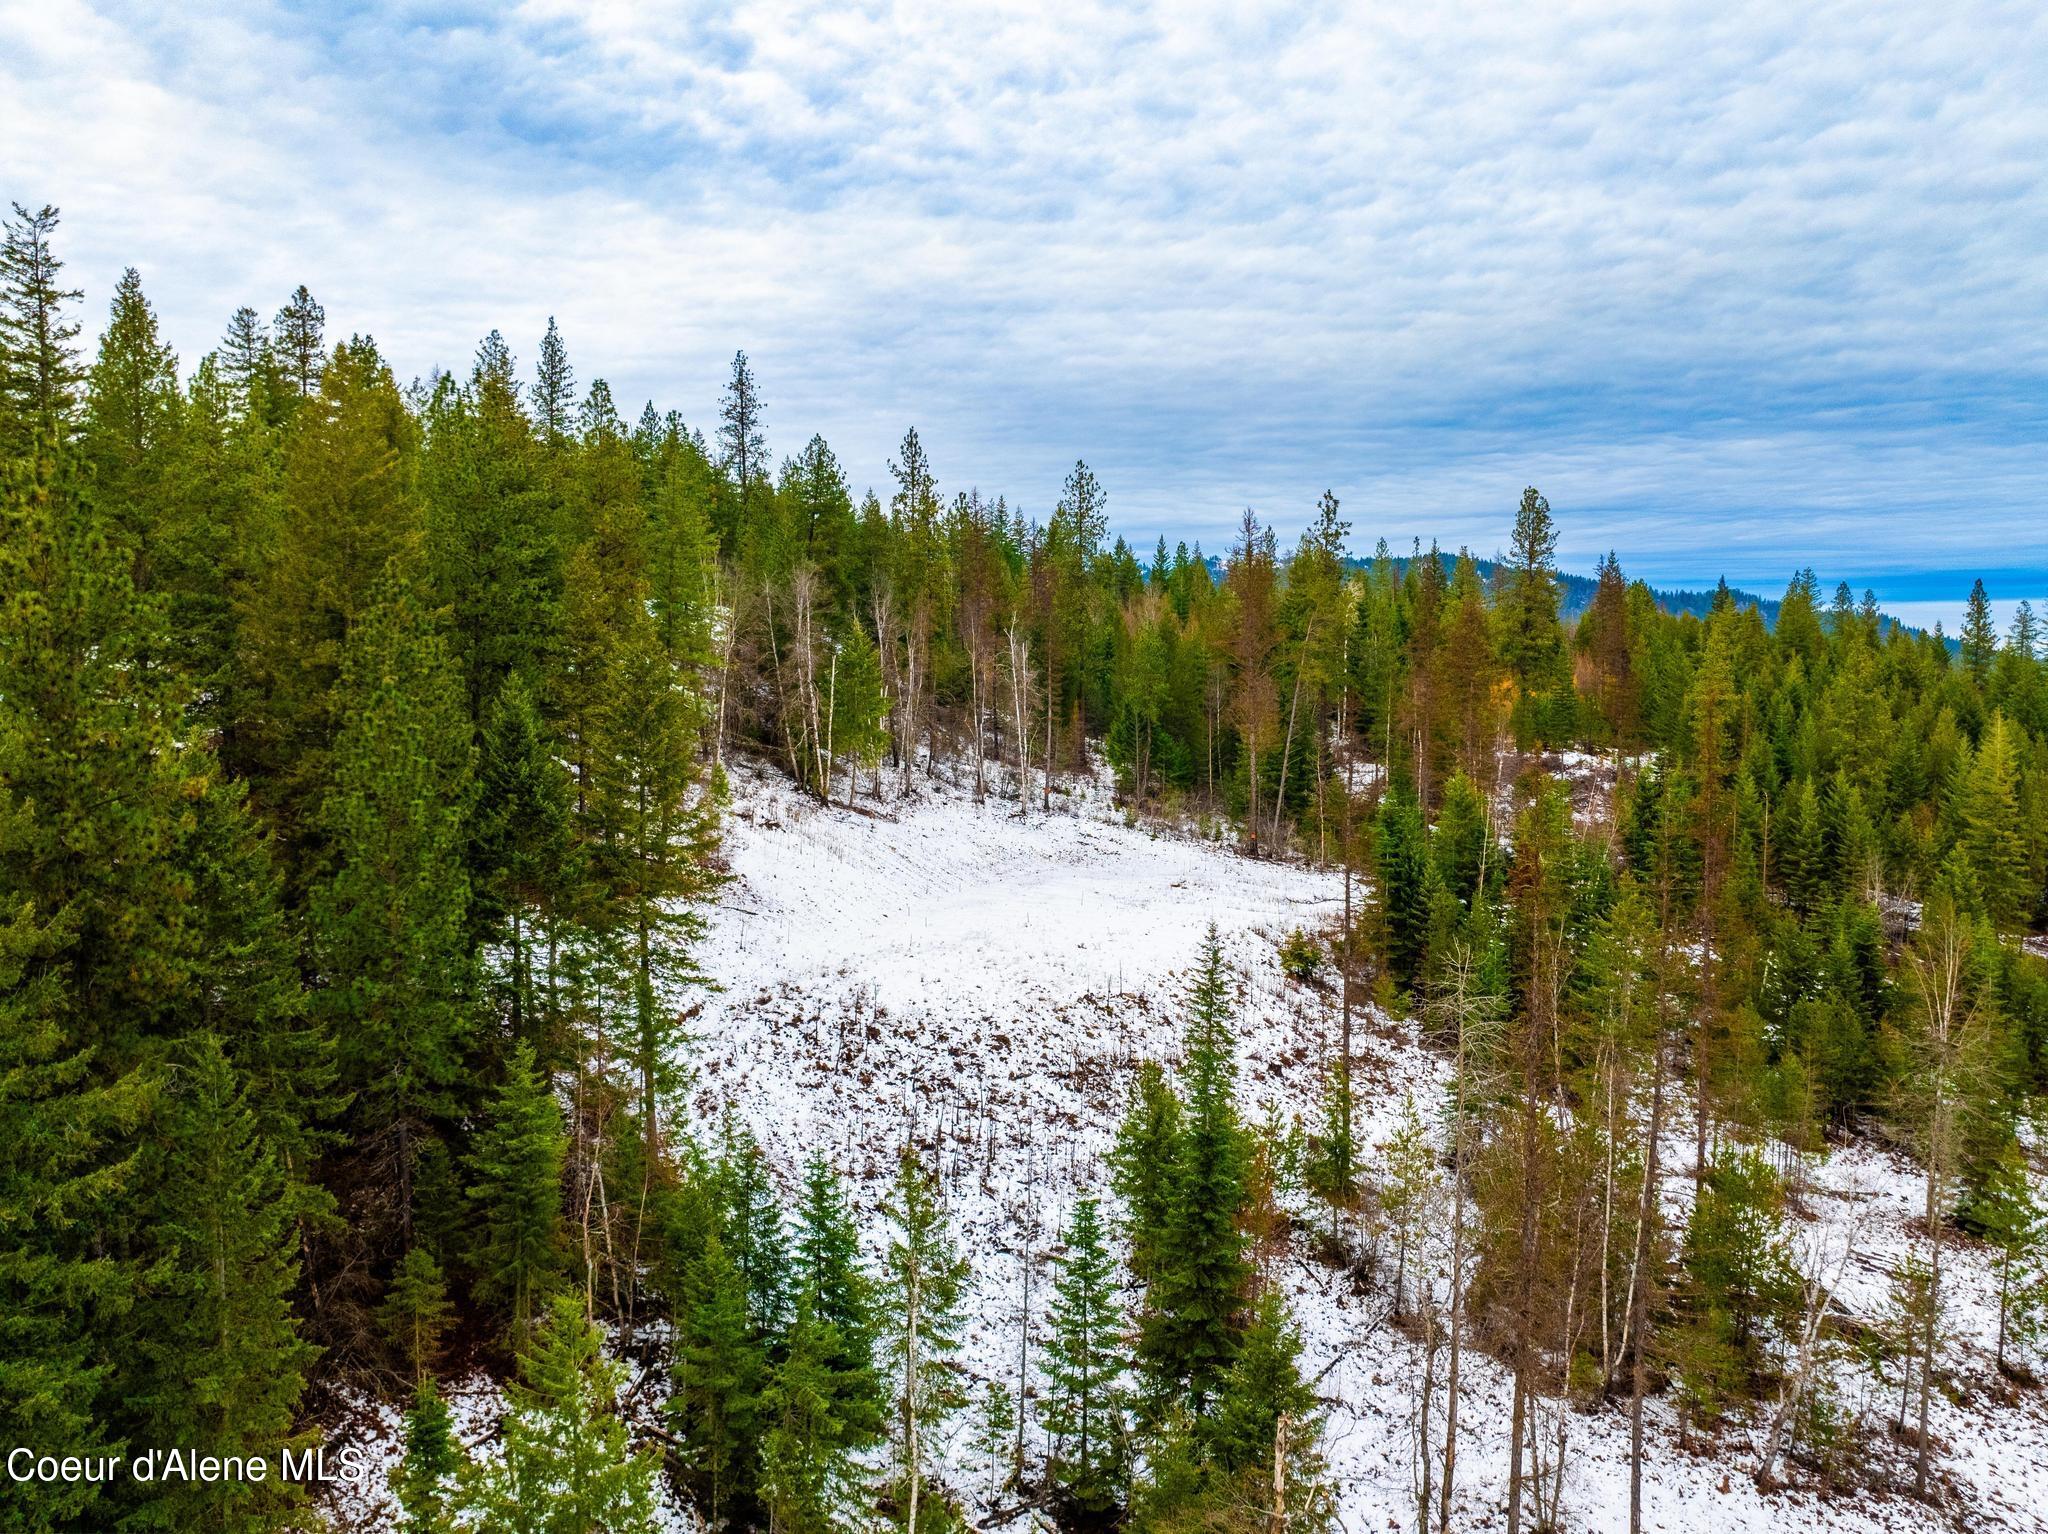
1186, 549, 1945, 637
1363, 552, 1785, 626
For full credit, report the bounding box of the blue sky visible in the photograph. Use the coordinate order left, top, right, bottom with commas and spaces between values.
4, 0, 2044, 627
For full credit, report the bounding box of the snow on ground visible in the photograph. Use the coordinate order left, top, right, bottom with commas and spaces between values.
322, 1364, 706, 1532
693, 756, 2048, 1534
698, 758, 1351, 1184
320, 753, 2048, 1532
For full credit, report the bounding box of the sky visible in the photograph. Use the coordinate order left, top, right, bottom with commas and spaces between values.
3, 0, 2044, 629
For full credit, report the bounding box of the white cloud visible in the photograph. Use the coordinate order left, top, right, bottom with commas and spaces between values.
2, 0, 2043, 579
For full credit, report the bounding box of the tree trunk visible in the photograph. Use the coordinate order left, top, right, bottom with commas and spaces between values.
1043, 671, 1053, 812
1997, 1254, 2011, 1374
1271, 619, 1314, 852
1756, 1259, 1839, 1490
1440, 1005, 1470, 1534
1916, 1135, 1941, 1499
906, 1262, 922, 1533
1417, 1302, 1437, 1534
1018, 1139, 1036, 1476
713, 569, 740, 769
1246, 733, 1260, 856
1628, 1011, 1666, 1534
1506, 1370, 1526, 1534
1269, 1413, 1288, 1534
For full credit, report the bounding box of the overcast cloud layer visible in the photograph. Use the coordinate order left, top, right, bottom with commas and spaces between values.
3, 0, 2043, 618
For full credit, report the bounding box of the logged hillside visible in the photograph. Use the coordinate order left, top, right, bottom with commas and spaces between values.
323, 756, 2048, 1532
687, 760, 2048, 1534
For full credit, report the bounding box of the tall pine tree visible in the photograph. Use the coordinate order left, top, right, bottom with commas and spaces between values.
1139, 927, 1252, 1421
1042, 1195, 1128, 1518
309, 567, 475, 1241
122, 1035, 317, 1533
884, 1145, 970, 1532
0, 202, 83, 454
465, 1042, 567, 1345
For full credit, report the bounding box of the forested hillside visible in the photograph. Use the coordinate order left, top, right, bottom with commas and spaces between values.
3, 198, 2046, 1534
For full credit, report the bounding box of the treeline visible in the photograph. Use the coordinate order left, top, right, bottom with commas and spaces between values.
2, 202, 739, 1532
4, 192, 2047, 1534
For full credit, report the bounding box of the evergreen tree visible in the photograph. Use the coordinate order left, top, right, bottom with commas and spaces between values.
1140, 927, 1251, 1420
828, 616, 890, 804
1131, 1291, 1331, 1534
1776, 568, 1826, 675
1377, 1095, 1442, 1319
786, 432, 856, 582
0, 424, 208, 1074
1819, 772, 1876, 897
380, 1246, 456, 1383
2008, 599, 2040, 663
465, 1042, 567, 1344
792, 1154, 886, 1444
645, 428, 720, 670
973, 1379, 1017, 1504
1110, 1059, 1183, 1289
1954, 714, 2029, 931
0, 899, 141, 1534
672, 1230, 767, 1525
1777, 775, 1824, 914
172, 339, 277, 705
234, 334, 421, 851
586, 606, 721, 1169
1893, 871, 2004, 1495
121, 1035, 316, 1532
81, 267, 183, 578
1500, 487, 1563, 700
759, 1301, 857, 1533
719, 348, 767, 501
884, 1145, 970, 1532
218, 306, 275, 420
1306, 1058, 1358, 1213
1578, 551, 1640, 745
272, 284, 325, 398
0, 430, 348, 1524
534, 317, 575, 449
1375, 789, 1433, 997
419, 332, 558, 728
463, 1293, 660, 1534
1042, 1196, 1128, 1517
1876, 1244, 1933, 1413
309, 568, 474, 1236
711, 1113, 793, 1342
0, 449, 208, 1530
1677, 1150, 1799, 1398
0, 202, 84, 453
1973, 1144, 2043, 1375
472, 675, 579, 1050
1438, 550, 1497, 777
1202, 1289, 1321, 1484
393, 1376, 463, 1534
1432, 770, 1490, 909
1961, 578, 1998, 682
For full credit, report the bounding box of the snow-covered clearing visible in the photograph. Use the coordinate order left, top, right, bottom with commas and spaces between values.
692, 758, 2048, 1533
323, 756, 2048, 1532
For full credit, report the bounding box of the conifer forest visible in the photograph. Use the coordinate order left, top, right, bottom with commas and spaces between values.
3, 195, 2048, 1534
